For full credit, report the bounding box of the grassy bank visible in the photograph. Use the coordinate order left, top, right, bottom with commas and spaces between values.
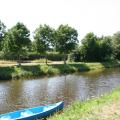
48, 87, 120, 120
0, 60, 120, 80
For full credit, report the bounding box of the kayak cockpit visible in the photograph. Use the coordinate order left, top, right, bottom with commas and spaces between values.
0, 102, 64, 120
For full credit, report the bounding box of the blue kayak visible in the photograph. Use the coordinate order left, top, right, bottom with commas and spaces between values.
0, 101, 64, 120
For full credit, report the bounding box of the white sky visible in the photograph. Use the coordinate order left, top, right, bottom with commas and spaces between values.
0, 0, 120, 40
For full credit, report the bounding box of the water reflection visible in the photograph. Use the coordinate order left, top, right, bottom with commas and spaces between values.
0, 68, 120, 114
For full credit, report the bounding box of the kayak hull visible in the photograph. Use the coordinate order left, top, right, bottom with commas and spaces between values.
0, 101, 64, 120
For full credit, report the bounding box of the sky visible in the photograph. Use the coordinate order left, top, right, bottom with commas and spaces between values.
0, 0, 120, 40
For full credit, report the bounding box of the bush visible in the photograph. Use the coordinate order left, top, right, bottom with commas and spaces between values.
25, 52, 67, 61
0, 51, 68, 61
47, 52, 67, 61
68, 51, 84, 62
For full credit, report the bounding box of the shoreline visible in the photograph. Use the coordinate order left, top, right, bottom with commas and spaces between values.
48, 86, 120, 120
0, 60, 120, 80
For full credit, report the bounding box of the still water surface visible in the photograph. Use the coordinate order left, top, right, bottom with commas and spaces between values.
0, 68, 120, 114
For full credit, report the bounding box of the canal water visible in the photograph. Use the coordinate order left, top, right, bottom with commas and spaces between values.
0, 68, 120, 114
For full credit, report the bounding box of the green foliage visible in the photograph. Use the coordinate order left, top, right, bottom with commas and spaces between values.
34, 24, 54, 53
47, 52, 67, 61
2, 22, 31, 63
112, 31, 120, 59
56, 24, 78, 64
56, 24, 78, 53
34, 24, 55, 64
68, 46, 84, 62
0, 60, 120, 80
0, 20, 6, 51
81, 32, 99, 61
31, 41, 36, 52
98, 36, 113, 61
24, 52, 43, 60
0, 20, 119, 62
0, 66, 15, 80
22, 52, 66, 61
72, 33, 113, 62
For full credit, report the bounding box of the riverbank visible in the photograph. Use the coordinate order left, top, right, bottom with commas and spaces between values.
48, 87, 120, 120
0, 60, 120, 80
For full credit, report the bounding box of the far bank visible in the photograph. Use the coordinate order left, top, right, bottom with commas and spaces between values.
0, 60, 120, 80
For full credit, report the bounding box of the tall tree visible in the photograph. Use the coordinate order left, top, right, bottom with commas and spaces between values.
81, 33, 113, 61
0, 20, 6, 51
81, 32, 98, 61
81, 33, 112, 61
98, 36, 113, 61
56, 24, 78, 64
2, 22, 31, 65
112, 31, 120, 59
34, 24, 55, 64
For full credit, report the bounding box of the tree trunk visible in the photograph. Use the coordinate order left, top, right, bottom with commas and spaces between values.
45, 53, 48, 65
18, 54, 21, 67
63, 52, 66, 64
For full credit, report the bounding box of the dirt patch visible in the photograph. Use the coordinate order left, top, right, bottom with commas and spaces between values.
94, 101, 120, 120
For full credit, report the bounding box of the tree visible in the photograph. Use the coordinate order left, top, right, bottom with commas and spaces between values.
81, 32, 99, 61
112, 31, 120, 59
98, 36, 113, 61
34, 24, 55, 64
56, 24, 78, 64
0, 20, 6, 51
81, 33, 112, 61
2, 22, 31, 65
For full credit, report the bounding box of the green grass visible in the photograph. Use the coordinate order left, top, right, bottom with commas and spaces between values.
48, 87, 120, 120
0, 60, 120, 80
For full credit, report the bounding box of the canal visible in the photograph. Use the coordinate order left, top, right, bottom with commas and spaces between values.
0, 68, 120, 114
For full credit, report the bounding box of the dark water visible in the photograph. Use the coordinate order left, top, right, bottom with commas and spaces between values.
0, 68, 120, 114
